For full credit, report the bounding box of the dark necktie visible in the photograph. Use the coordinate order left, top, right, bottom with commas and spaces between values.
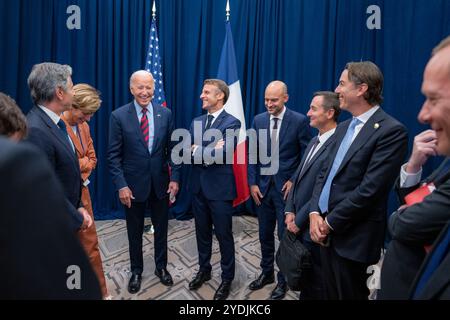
57, 119, 74, 152
300, 137, 320, 176
271, 117, 279, 142
140, 108, 149, 145
205, 114, 214, 130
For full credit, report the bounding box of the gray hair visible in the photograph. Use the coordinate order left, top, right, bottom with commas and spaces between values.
27, 63, 72, 105
130, 70, 154, 86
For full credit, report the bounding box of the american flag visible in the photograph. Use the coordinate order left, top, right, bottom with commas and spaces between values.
145, 17, 167, 107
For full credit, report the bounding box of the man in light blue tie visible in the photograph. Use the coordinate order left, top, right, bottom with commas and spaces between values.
308, 61, 408, 299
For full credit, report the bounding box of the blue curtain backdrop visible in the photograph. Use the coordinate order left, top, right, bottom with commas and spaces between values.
1, 0, 450, 220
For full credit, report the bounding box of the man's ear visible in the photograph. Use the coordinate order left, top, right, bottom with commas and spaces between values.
217, 90, 225, 102
326, 108, 335, 120
55, 87, 64, 100
357, 83, 368, 98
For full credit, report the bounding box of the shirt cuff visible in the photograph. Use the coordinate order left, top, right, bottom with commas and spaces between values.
309, 211, 321, 216
400, 163, 422, 188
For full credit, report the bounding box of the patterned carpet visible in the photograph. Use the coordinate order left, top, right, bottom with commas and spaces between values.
96, 215, 299, 300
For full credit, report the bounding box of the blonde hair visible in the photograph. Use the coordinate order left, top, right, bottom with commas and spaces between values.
72, 83, 102, 114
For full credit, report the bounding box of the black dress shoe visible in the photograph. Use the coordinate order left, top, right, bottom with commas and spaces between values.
214, 280, 232, 300
189, 271, 211, 290
270, 282, 287, 300
248, 272, 275, 290
128, 273, 142, 294
155, 268, 174, 286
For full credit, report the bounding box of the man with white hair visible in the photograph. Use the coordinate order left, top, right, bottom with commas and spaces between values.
108, 70, 181, 294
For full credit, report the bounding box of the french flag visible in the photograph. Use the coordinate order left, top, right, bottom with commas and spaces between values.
217, 21, 250, 207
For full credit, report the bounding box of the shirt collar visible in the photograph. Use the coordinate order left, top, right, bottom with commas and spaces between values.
38, 105, 60, 125
134, 100, 153, 115
270, 106, 286, 121
355, 105, 380, 124
208, 107, 225, 119
318, 127, 336, 144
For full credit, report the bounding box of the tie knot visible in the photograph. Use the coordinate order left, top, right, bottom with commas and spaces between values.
142, 108, 148, 115
350, 117, 361, 128
208, 114, 214, 122
273, 117, 279, 129
57, 119, 66, 130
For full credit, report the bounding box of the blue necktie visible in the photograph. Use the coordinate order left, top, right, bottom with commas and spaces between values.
318, 117, 361, 213
413, 225, 450, 299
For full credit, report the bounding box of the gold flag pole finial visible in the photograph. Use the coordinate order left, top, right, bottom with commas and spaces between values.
226, 0, 230, 21
152, 1, 156, 20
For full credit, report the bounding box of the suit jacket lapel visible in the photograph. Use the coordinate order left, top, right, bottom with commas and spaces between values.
210, 110, 226, 130
151, 104, 161, 155
336, 108, 386, 175
62, 117, 84, 158
294, 137, 317, 185
296, 135, 335, 185
278, 108, 291, 146
35, 107, 77, 160
128, 103, 149, 153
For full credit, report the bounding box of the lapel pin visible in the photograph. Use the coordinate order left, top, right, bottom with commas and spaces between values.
374, 123, 380, 129
157, 114, 161, 117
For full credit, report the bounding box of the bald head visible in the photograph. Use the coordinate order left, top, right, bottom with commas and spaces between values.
130, 70, 155, 107
266, 81, 288, 95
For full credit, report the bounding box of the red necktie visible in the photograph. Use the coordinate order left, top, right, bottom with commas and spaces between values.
140, 108, 149, 144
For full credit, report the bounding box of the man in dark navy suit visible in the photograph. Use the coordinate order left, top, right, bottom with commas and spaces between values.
247, 81, 311, 300
284, 91, 340, 300
108, 70, 181, 294
26, 62, 92, 232
379, 36, 450, 300
308, 61, 408, 300
0, 137, 101, 300
187, 79, 241, 300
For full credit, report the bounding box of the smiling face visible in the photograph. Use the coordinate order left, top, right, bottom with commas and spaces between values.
418, 46, 450, 156
130, 72, 154, 107
65, 108, 93, 126
307, 95, 333, 130
264, 82, 288, 116
200, 84, 224, 113
334, 70, 364, 112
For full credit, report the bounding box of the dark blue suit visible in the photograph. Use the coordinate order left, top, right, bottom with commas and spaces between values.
26, 106, 83, 231
189, 110, 241, 281
108, 102, 180, 274
285, 133, 336, 299
248, 108, 311, 283
0, 137, 101, 299
309, 108, 408, 299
